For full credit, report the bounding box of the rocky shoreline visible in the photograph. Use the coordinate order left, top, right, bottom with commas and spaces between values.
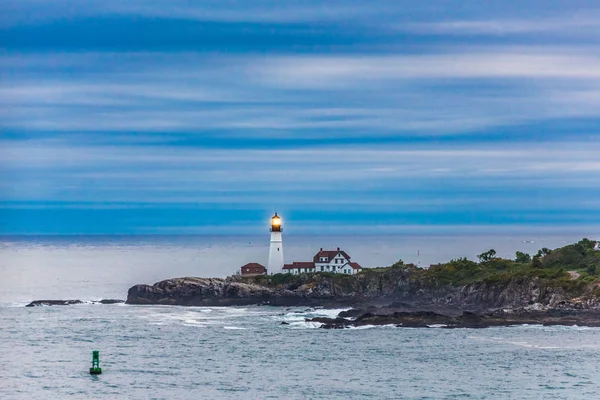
125, 270, 600, 311
306, 305, 600, 329
123, 274, 600, 328
25, 299, 124, 307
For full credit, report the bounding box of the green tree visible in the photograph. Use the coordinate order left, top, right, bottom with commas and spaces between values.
535, 248, 552, 259
579, 238, 596, 250
478, 249, 497, 263
515, 251, 531, 263
586, 264, 597, 276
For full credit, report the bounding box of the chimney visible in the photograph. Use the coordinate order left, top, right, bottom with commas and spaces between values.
337, 247, 340, 251
320, 248, 323, 251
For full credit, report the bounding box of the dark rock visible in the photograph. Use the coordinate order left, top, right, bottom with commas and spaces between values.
307, 307, 600, 329
25, 299, 125, 307
280, 321, 290, 325
338, 307, 373, 318
126, 277, 348, 307
98, 299, 125, 304
26, 300, 83, 307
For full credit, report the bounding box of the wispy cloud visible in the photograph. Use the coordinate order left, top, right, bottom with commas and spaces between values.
4, 49, 600, 135
257, 49, 600, 84
3, 140, 600, 203
1, 0, 385, 26
405, 12, 600, 36
2, 1, 600, 233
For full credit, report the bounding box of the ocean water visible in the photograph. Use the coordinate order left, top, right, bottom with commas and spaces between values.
2, 234, 600, 399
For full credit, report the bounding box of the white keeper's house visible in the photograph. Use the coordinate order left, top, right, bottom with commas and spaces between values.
282, 247, 363, 275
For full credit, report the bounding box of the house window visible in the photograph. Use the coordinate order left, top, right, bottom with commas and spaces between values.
321, 266, 324, 271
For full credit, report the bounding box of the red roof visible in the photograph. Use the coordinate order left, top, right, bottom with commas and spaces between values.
313, 248, 351, 263
350, 262, 362, 270
241, 263, 266, 275
282, 262, 315, 270
241, 263, 265, 269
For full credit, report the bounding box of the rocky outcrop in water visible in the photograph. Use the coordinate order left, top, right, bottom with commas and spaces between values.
308, 308, 600, 329
25, 299, 124, 307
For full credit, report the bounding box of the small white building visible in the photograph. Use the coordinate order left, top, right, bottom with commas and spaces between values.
282, 247, 363, 275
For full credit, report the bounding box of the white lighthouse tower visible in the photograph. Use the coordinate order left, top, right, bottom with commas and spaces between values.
267, 213, 284, 274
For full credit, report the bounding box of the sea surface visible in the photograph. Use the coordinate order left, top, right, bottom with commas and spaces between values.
2, 234, 600, 399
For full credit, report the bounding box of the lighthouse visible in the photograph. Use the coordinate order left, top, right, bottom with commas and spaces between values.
268, 213, 284, 274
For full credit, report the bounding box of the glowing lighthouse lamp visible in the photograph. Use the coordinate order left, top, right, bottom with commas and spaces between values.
267, 213, 284, 274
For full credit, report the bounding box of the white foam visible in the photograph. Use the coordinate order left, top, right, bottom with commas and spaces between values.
313, 308, 351, 319
347, 324, 379, 330
280, 313, 307, 323
513, 324, 600, 332
277, 308, 353, 329
223, 326, 247, 330
468, 336, 560, 349
287, 321, 323, 329
183, 319, 204, 325
299, 321, 323, 329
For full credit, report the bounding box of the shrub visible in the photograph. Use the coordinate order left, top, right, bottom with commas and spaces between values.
478, 249, 497, 262
586, 264, 597, 276
515, 251, 531, 263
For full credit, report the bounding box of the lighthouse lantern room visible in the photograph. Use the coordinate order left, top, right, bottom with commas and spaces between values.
268, 213, 284, 273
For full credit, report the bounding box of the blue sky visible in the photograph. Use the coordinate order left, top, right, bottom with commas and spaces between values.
1, 0, 600, 234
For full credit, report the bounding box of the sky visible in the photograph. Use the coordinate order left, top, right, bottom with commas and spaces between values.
1, 0, 600, 235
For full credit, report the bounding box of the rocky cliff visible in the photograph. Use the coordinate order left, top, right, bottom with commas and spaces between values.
126, 269, 600, 310
126, 276, 353, 307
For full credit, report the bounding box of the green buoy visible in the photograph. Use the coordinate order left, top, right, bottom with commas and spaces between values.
89, 350, 102, 375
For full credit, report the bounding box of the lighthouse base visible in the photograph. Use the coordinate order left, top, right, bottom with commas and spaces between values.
268, 231, 284, 274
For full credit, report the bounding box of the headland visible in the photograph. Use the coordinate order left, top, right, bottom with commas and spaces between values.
123, 239, 600, 327
26, 239, 600, 327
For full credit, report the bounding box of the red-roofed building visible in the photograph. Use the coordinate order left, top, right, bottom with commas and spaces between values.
240, 263, 267, 276
282, 261, 315, 274
283, 248, 363, 275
